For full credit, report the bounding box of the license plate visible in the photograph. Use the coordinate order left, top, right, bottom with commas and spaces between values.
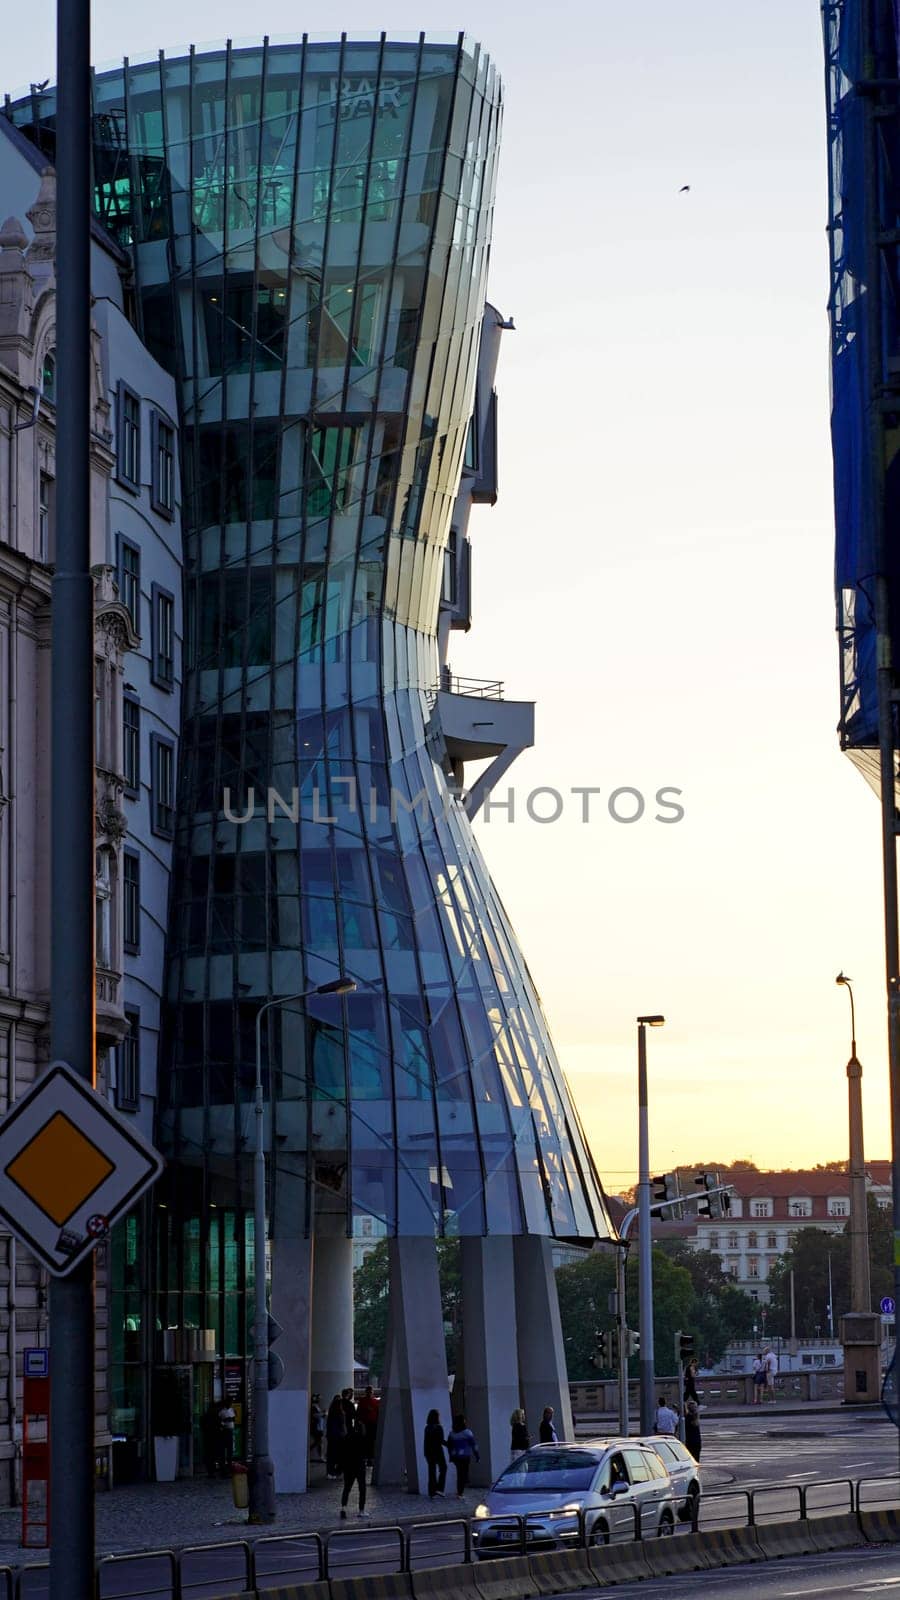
498, 1529, 518, 1542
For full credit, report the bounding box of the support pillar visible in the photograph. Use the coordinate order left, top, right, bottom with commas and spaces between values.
311, 1205, 354, 1405
374, 1238, 447, 1491
269, 1163, 313, 1493
460, 1237, 519, 1485
513, 1234, 573, 1442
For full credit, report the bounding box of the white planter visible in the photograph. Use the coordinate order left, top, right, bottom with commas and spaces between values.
153, 1435, 178, 1482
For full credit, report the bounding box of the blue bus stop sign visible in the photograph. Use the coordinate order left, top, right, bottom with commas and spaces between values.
880, 1296, 896, 1315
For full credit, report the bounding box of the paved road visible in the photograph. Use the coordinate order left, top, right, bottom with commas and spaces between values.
9, 1412, 900, 1598
541, 1545, 900, 1598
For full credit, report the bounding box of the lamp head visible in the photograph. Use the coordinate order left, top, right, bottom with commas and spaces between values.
637, 1014, 665, 1028
316, 977, 357, 997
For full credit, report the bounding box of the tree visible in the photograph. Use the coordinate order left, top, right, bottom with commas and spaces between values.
658, 1242, 757, 1366
556, 1247, 694, 1381
766, 1197, 892, 1338
353, 1237, 462, 1378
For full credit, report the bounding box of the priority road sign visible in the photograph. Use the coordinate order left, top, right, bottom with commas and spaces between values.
881, 1296, 896, 1316
0, 1060, 163, 1276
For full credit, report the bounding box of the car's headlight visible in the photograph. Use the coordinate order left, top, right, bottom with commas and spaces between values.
547, 1504, 580, 1519
474, 1504, 490, 1520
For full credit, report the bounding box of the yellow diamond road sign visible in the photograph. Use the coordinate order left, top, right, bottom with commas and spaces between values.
0, 1060, 164, 1276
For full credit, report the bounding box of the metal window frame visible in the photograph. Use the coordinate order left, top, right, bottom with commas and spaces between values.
116, 379, 142, 491
151, 582, 175, 689
117, 533, 142, 633
150, 407, 176, 518
150, 731, 175, 838
123, 847, 141, 955
123, 692, 141, 797
117, 1005, 141, 1111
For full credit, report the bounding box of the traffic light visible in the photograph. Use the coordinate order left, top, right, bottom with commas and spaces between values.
652, 1173, 677, 1204
267, 1312, 285, 1390
694, 1171, 715, 1216
594, 1329, 618, 1369
678, 1332, 695, 1364
708, 1188, 732, 1219
625, 1329, 640, 1357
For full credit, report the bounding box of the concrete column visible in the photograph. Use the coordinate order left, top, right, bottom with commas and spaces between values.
374, 1238, 447, 1491
269, 1162, 313, 1493
460, 1237, 519, 1485
513, 1234, 573, 1443
311, 1205, 355, 1405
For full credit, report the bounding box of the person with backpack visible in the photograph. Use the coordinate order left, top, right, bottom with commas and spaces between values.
446, 1414, 480, 1497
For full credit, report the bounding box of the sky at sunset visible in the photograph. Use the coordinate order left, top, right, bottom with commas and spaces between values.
5, 1, 891, 1190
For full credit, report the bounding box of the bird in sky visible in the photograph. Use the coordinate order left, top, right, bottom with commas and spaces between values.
679, 184, 691, 193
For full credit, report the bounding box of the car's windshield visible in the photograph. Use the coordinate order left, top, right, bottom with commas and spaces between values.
495, 1449, 601, 1493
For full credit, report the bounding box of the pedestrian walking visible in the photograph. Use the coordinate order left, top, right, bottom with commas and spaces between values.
423, 1408, 448, 1498
357, 1385, 380, 1467
684, 1360, 700, 1406
447, 1414, 480, 1497
538, 1406, 557, 1444
751, 1353, 765, 1405
218, 1401, 236, 1470
684, 1396, 702, 1461
339, 1419, 371, 1519
201, 1402, 220, 1478
764, 1347, 778, 1402
309, 1394, 325, 1461
653, 1395, 679, 1436
326, 1393, 347, 1479
341, 1386, 357, 1429
510, 1408, 530, 1455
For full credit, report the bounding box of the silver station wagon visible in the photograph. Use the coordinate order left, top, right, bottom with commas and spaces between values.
472, 1440, 677, 1554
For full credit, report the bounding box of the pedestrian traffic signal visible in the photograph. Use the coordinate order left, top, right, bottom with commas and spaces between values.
652, 1173, 677, 1205
267, 1312, 285, 1390
679, 1332, 695, 1363
625, 1329, 640, 1357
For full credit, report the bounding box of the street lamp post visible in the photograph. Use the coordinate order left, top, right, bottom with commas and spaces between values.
836, 973, 872, 1314
248, 976, 356, 1524
637, 1015, 665, 1434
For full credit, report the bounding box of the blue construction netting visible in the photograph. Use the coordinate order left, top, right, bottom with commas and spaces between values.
824, 0, 900, 774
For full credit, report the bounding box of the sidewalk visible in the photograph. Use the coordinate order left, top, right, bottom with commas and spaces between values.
0, 1469, 479, 1567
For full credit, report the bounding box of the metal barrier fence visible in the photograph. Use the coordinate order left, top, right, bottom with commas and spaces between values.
6, 1472, 900, 1598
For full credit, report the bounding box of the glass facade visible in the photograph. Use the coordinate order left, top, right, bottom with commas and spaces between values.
10, 36, 610, 1246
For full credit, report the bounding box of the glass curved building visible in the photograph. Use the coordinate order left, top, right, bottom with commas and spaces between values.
9, 34, 611, 1487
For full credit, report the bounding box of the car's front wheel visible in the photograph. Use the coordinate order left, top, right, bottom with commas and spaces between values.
657, 1510, 675, 1537
589, 1520, 611, 1547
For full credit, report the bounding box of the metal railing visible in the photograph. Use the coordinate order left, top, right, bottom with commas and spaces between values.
6, 1472, 899, 1597
434, 674, 505, 700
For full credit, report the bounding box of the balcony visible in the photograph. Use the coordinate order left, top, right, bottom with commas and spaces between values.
433, 671, 534, 819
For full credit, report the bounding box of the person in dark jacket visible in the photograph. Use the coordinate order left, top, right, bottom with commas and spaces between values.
341, 1387, 357, 1430
510, 1408, 530, 1455
684, 1396, 702, 1461
423, 1408, 447, 1498
447, 1414, 479, 1497
684, 1361, 700, 1406
339, 1419, 371, 1518
538, 1406, 557, 1443
326, 1393, 347, 1479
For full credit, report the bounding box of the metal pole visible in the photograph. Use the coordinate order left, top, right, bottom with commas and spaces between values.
790, 1269, 796, 1346
615, 1242, 629, 1436
249, 999, 276, 1523
50, 0, 96, 1593
637, 1024, 654, 1433
859, 0, 900, 1470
